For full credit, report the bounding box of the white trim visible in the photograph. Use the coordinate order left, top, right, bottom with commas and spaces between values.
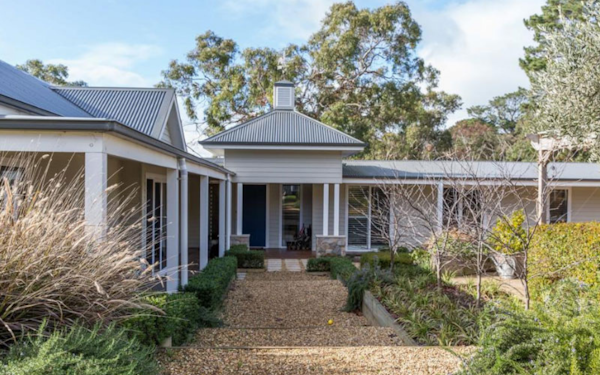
333, 183, 340, 236
226, 178, 232, 250
323, 183, 329, 236
218, 180, 226, 257
199, 175, 209, 269
165, 168, 179, 293
344, 184, 349, 241
343, 178, 600, 188
279, 184, 283, 248
236, 183, 243, 235
204, 144, 364, 156
179, 159, 189, 286
266, 184, 270, 248
84, 152, 108, 240
436, 182, 444, 232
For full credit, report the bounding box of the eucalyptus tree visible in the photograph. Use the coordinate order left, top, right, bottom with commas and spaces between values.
16, 59, 87, 87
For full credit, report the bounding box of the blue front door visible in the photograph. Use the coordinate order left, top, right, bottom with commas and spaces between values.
243, 185, 267, 247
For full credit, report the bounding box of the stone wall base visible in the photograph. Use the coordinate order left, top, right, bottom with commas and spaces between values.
230, 234, 250, 247
316, 235, 346, 257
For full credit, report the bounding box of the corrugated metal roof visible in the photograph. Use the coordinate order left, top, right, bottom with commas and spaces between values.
201, 110, 365, 146
0, 60, 91, 117
53, 88, 170, 135
342, 160, 600, 181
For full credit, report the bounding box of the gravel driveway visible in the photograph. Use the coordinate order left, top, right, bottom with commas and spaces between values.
159, 269, 470, 374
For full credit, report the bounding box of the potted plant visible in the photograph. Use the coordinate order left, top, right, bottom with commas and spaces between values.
489, 210, 527, 279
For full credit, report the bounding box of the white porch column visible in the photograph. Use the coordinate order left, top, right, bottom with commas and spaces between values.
178, 159, 189, 286
85, 152, 107, 240
436, 182, 444, 232
323, 183, 329, 235
166, 168, 179, 293
333, 183, 340, 236
199, 175, 209, 270
218, 180, 226, 257
236, 183, 243, 235
226, 178, 232, 249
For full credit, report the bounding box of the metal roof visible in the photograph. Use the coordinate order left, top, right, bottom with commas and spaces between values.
0, 60, 91, 117
201, 110, 366, 146
53, 87, 172, 136
342, 160, 600, 181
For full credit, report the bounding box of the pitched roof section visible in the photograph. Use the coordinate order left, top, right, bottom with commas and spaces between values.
201, 110, 366, 146
0, 60, 91, 117
342, 160, 600, 181
53, 87, 174, 136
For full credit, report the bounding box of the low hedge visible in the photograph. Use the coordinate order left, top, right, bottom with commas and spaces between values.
360, 251, 413, 269
225, 247, 265, 269
306, 256, 357, 283
529, 222, 600, 299
306, 257, 332, 272
183, 256, 237, 309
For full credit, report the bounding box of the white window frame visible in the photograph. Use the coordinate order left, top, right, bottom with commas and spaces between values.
281, 184, 302, 248
547, 187, 572, 223
346, 185, 388, 251
145, 173, 168, 276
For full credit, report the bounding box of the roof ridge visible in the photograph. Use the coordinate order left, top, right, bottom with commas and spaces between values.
52, 86, 174, 92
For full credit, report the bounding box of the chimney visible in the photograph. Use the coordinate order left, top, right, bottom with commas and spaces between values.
273, 80, 295, 110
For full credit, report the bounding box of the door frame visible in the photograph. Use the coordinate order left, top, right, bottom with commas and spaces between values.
279, 184, 303, 248
242, 183, 268, 248
144, 172, 168, 276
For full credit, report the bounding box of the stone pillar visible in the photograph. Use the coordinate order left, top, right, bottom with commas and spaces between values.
316, 235, 346, 257
230, 234, 250, 247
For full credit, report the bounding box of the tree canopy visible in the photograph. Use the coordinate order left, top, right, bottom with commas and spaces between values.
160, 1, 461, 157
16, 59, 87, 87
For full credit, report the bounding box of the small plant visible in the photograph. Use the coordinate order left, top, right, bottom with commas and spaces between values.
183, 256, 237, 308
489, 210, 526, 255
360, 251, 413, 269
306, 257, 332, 272
225, 247, 264, 268
329, 257, 358, 283
1, 323, 159, 375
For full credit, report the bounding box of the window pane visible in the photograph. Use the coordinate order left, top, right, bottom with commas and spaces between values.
549, 189, 568, 224
371, 188, 388, 246
348, 186, 369, 217
348, 217, 368, 246
443, 188, 459, 226
282, 185, 300, 246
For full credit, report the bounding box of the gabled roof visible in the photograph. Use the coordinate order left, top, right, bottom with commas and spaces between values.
0, 60, 91, 117
53, 87, 174, 136
342, 160, 600, 181
201, 110, 366, 147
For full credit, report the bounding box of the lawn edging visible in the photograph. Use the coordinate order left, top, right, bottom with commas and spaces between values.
362, 290, 417, 346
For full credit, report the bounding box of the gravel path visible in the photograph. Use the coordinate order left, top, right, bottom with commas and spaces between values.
159, 269, 470, 374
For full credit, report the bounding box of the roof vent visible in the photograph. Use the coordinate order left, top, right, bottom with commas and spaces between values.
273, 80, 295, 110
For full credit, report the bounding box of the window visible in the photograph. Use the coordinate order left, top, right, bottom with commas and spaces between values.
282, 185, 301, 246
347, 186, 389, 249
549, 189, 569, 224
443, 188, 482, 228
146, 178, 167, 273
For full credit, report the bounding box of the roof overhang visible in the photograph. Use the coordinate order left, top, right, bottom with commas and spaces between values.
0, 115, 233, 175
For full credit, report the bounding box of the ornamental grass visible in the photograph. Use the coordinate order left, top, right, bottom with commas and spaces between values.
0, 153, 156, 348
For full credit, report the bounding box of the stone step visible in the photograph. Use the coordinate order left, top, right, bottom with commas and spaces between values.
193, 327, 407, 347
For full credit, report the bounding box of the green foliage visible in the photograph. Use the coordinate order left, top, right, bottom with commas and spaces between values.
462, 280, 600, 375
16, 59, 87, 87
360, 251, 413, 269
0, 323, 158, 375
373, 264, 499, 345
306, 257, 332, 272
329, 257, 358, 283
225, 247, 264, 268
183, 256, 237, 309
489, 210, 527, 255
529, 222, 600, 299
123, 294, 172, 347
345, 265, 395, 312
160, 2, 461, 157
410, 248, 430, 269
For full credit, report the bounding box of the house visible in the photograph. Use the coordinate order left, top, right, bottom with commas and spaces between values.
2, 60, 600, 292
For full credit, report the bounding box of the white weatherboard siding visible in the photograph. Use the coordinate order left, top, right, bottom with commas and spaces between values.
224, 150, 343, 184
571, 187, 600, 222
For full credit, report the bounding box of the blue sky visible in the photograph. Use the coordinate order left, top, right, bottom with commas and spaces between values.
0, 0, 546, 147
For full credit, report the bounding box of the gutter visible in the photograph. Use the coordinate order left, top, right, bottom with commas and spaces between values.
0, 116, 233, 176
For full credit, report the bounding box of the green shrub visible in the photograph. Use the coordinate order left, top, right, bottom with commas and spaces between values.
329, 257, 357, 283
306, 257, 331, 272
360, 251, 413, 269
228, 244, 248, 252
0, 323, 158, 375
183, 256, 237, 309
529, 222, 600, 299
123, 294, 172, 347
225, 248, 265, 268
462, 280, 600, 375
489, 209, 527, 255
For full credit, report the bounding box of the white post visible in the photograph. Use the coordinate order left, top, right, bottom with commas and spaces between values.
323, 183, 329, 236
178, 159, 189, 286
166, 168, 179, 293
333, 183, 340, 236
436, 181, 444, 232
218, 180, 226, 257
85, 152, 108, 240
236, 183, 243, 235
226, 178, 232, 250
199, 175, 209, 270
537, 149, 549, 224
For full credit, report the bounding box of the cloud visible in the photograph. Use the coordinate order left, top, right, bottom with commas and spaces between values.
413, 0, 545, 126
49, 43, 162, 87
220, 0, 338, 41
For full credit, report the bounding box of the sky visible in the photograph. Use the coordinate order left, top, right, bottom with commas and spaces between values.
0, 0, 546, 152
